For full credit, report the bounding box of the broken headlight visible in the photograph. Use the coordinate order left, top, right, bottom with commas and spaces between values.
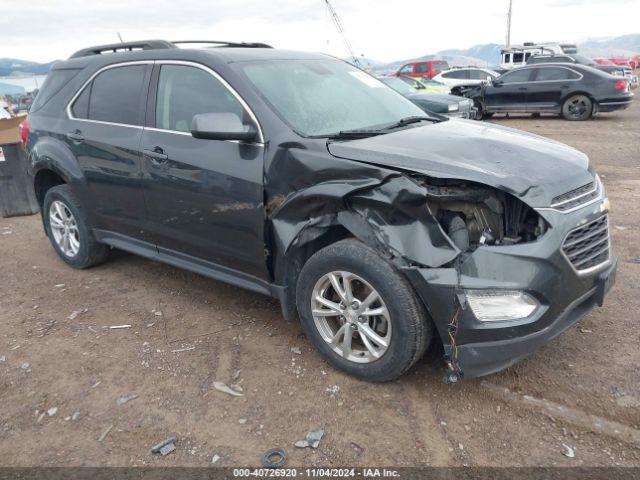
421, 179, 548, 251
466, 290, 539, 322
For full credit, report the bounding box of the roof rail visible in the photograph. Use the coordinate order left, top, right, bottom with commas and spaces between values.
171, 40, 273, 48
69, 39, 274, 59
69, 40, 176, 59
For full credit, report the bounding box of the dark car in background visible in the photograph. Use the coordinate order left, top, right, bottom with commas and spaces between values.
527, 53, 635, 84
464, 63, 633, 120
379, 76, 476, 119
24, 40, 616, 382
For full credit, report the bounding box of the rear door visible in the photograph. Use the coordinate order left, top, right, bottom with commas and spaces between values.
66, 62, 151, 240
483, 68, 533, 112
140, 62, 267, 280
527, 66, 582, 112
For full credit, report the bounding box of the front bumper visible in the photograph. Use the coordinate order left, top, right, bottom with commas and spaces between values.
403, 197, 617, 378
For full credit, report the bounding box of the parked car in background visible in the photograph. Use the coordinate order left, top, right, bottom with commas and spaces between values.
463, 64, 633, 120
528, 54, 636, 86
392, 59, 450, 79
397, 76, 450, 94
379, 77, 476, 119
432, 67, 499, 90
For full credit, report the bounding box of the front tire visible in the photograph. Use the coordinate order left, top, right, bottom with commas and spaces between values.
43, 185, 109, 268
562, 94, 592, 121
296, 239, 432, 382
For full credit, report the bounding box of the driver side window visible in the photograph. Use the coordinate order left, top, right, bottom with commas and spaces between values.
155, 64, 245, 133
500, 69, 532, 84
399, 64, 414, 74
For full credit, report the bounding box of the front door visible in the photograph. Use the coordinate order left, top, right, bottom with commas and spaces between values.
140, 63, 267, 280
484, 68, 533, 112
65, 63, 151, 240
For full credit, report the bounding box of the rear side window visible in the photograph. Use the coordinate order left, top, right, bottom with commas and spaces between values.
415, 63, 428, 74
30, 69, 81, 112
155, 65, 244, 133
534, 67, 580, 81
442, 70, 468, 79
513, 53, 524, 63
71, 65, 146, 126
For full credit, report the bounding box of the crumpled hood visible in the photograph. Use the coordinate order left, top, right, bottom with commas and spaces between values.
327, 119, 594, 208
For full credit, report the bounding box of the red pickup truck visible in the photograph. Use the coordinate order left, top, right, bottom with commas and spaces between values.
392, 60, 450, 79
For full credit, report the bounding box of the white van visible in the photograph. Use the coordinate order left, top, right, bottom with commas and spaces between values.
500, 43, 578, 70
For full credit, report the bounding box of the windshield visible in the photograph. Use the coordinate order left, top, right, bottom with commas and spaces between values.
238, 59, 425, 137
380, 77, 415, 94
572, 54, 596, 66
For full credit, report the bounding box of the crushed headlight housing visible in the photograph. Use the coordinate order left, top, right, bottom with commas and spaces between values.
466, 290, 538, 321
448, 104, 459, 112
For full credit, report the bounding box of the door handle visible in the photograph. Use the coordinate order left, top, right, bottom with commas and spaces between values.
66, 130, 84, 142
143, 147, 169, 163
518, 87, 527, 91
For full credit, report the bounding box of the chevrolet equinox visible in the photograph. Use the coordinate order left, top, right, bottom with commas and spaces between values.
25, 40, 617, 382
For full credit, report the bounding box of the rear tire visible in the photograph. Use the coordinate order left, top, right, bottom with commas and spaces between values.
562, 94, 592, 121
296, 239, 432, 382
43, 185, 110, 269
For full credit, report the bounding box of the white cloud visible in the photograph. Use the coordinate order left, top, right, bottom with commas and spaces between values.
0, 0, 638, 62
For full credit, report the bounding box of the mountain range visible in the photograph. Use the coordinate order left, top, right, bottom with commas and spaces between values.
1, 34, 638, 77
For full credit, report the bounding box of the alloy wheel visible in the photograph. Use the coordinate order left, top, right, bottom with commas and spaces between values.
311, 271, 391, 363
566, 95, 589, 120
49, 200, 80, 258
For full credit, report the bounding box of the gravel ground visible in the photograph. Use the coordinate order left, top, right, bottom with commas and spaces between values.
1, 100, 639, 468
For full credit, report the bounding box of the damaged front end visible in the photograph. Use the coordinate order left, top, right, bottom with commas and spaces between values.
267, 141, 613, 380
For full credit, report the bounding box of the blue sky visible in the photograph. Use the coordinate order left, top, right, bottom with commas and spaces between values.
0, 0, 638, 62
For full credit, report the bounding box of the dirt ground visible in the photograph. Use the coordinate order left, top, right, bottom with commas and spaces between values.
1, 101, 639, 468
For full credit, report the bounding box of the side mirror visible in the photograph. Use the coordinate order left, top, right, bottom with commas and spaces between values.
191, 112, 257, 142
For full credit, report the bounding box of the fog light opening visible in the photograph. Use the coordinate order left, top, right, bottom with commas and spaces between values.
466, 290, 539, 322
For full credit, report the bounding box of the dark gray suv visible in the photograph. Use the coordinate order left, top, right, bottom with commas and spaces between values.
24, 40, 616, 382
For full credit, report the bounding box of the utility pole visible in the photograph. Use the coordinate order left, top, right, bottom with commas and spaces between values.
506, 0, 513, 48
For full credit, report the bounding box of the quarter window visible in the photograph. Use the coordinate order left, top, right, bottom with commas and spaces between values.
155, 65, 245, 133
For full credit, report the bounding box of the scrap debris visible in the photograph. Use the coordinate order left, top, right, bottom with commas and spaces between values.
109, 324, 132, 329
294, 429, 325, 449
98, 424, 114, 442
213, 382, 244, 397
261, 448, 286, 468
291, 346, 301, 355
151, 436, 177, 456
562, 443, 575, 458
116, 394, 138, 406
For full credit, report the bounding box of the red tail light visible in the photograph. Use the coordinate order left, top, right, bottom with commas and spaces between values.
19, 118, 29, 149
614, 80, 628, 91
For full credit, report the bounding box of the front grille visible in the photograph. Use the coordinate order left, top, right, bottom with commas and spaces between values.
551, 181, 600, 211
562, 215, 610, 272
